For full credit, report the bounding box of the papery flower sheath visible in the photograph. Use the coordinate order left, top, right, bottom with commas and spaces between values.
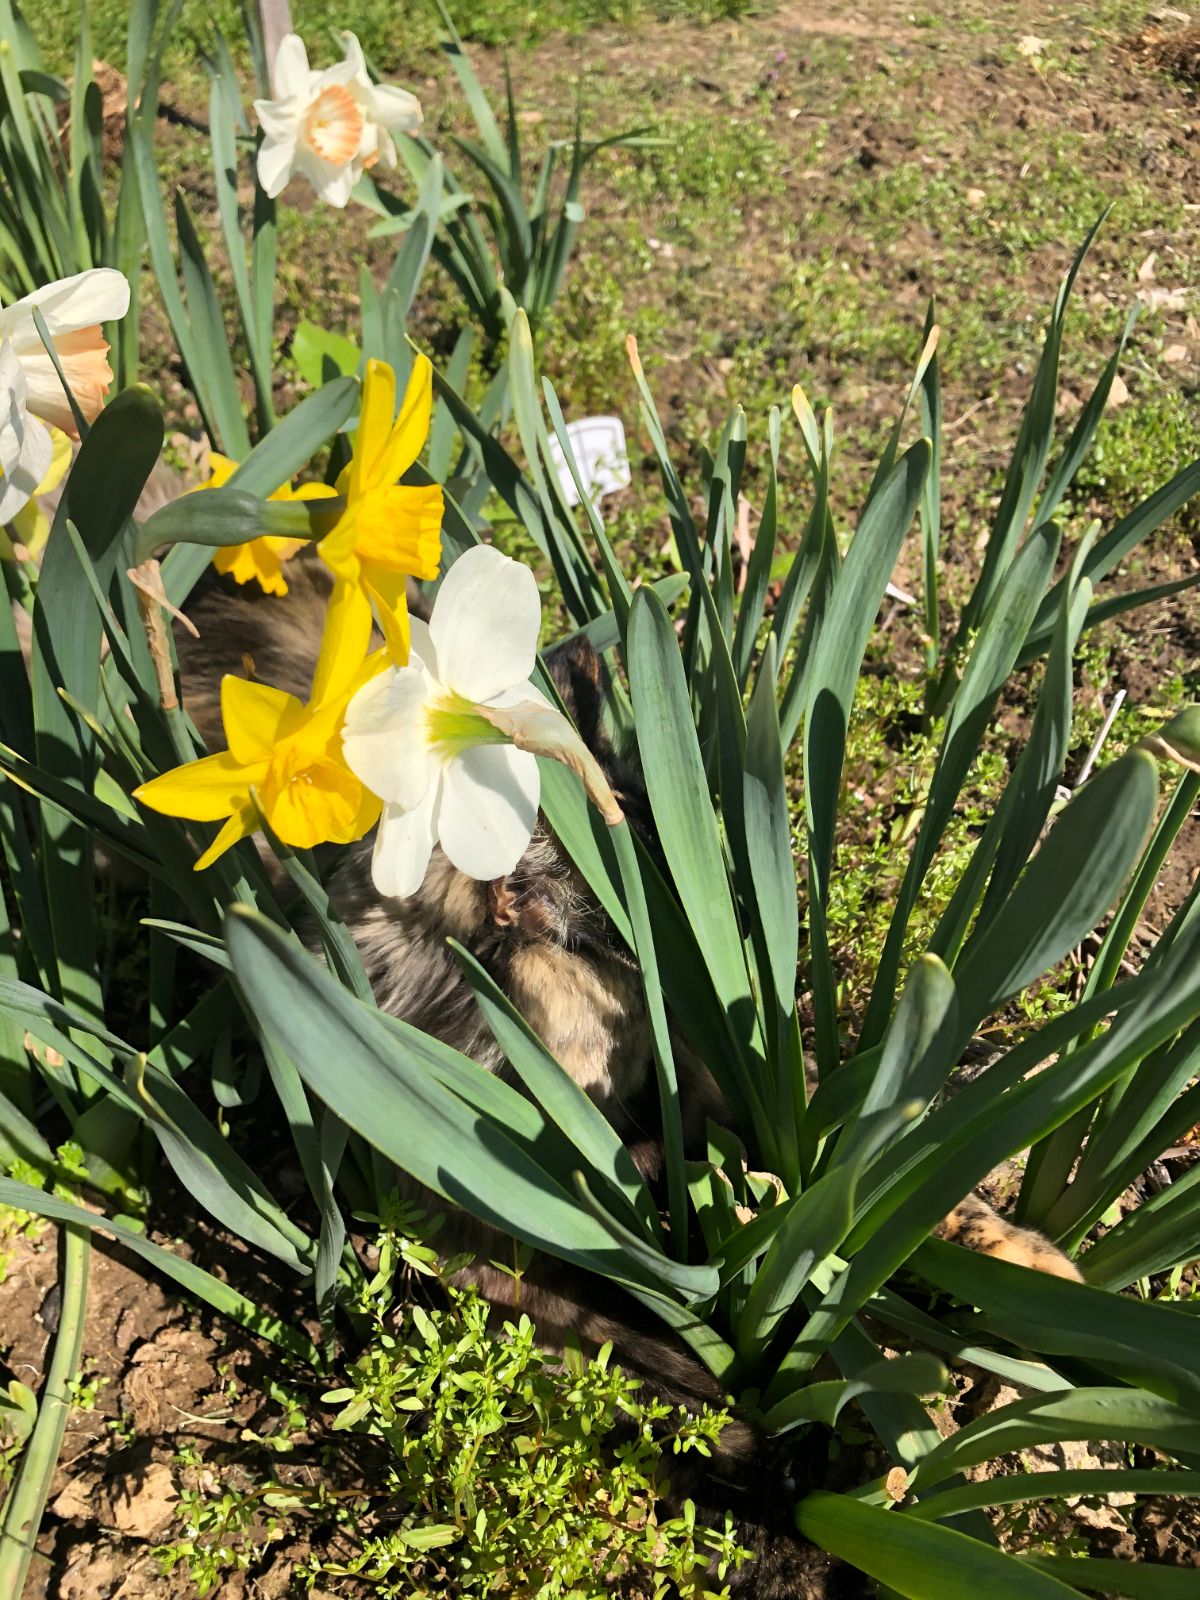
311, 355, 443, 700
201, 452, 337, 596
133, 659, 384, 869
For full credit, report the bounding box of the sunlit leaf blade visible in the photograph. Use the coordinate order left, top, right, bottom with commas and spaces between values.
795, 1492, 1083, 1599
909, 1386, 1200, 1494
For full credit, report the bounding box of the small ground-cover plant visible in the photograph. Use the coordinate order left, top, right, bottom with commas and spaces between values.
157, 1204, 747, 1598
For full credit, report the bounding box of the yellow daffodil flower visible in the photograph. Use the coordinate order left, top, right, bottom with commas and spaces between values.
0, 426, 72, 560
312, 355, 443, 702
133, 658, 384, 870
201, 453, 337, 597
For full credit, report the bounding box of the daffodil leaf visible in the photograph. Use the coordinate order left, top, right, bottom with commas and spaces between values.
291, 320, 361, 388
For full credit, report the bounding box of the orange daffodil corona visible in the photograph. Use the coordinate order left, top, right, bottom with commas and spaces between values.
202, 453, 337, 596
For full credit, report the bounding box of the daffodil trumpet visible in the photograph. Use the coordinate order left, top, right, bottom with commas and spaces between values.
133, 660, 385, 868
312, 355, 444, 701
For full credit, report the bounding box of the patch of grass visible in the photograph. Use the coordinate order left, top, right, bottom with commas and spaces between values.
33, 0, 766, 79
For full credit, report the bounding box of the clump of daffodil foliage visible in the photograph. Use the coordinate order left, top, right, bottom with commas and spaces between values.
158, 1205, 748, 1599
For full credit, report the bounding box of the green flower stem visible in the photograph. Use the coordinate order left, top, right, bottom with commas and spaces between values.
0, 1222, 90, 1596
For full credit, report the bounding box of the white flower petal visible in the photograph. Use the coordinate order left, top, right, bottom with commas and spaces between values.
0, 268, 130, 349
369, 83, 423, 133
407, 616, 439, 679
342, 665, 432, 809
271, 34, 312, 101
256, 132, 297, 198
429, 545, 541, 703
0, 386, 52, 525
294, 145, 358, 208
437, 743, 539, 883
254, 96, 301, 140
338, 30, 368, 78
372, 787, 440, 899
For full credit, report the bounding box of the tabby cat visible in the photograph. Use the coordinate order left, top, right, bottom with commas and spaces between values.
176, 557, 1077, 1598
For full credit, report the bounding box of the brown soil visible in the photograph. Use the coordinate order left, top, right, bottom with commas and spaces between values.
2, 1221, 320, 1598
1123, 25, 1200, 84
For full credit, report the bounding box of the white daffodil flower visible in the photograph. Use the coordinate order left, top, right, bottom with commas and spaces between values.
341, 545, 547, 897
255, 33, 422, 210
0, 267, 130, 437
342, 544, 624, 899
0, 341, 52, 524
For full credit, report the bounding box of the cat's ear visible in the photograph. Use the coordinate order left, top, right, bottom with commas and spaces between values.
543, 634, 610, 757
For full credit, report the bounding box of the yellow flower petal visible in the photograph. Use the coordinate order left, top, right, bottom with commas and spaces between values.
1, 428, 72, 560
200, 453, 239, 490
374, 354, 434, 488
36, 427, 72, 495
334, 781, 384, 845
3, 501, 47, 560
361, 561, 411, 667
281, 481, 339, 503
259, 745, 363, 849
194, 803, 260, 870
310, 579, 375, 706
133, 751, 262, 822
213, 536, 308, 595
222, 675, 306, 765
351, 358, 397, 499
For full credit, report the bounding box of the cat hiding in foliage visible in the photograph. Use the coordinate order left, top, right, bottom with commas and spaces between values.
175, 556, 1078, 1598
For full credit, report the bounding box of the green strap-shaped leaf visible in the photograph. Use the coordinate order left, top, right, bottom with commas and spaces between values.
953, 750, 1159, 1033
860, 521, 1061, 1047
795, 1491, 1084, 1599
804, 438, 930, 1068
909, 1469, 1200, 1522
448, 938, 659, 1240
834, 956, 957, 1173
912, 1238, 1200, 1415
761, 1352, 946, 1437
627, 586, 756, 1044
908, 1385, 1200, 1494
734, 1162, 858, 1364
1076, 1159, 1200, 1289
950, 216, 1103, 653
224, 907, 697, 1300
1025, 452, 1200, 654
1018, 1554, 1200, 1597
